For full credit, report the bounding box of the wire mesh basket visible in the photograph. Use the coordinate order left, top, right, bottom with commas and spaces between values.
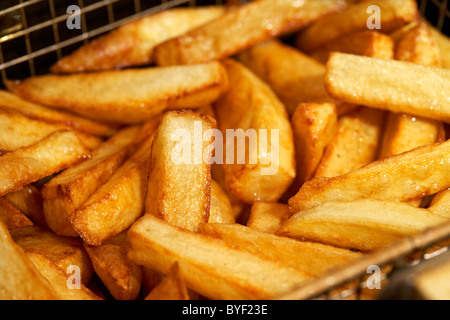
0, 0, 449, 300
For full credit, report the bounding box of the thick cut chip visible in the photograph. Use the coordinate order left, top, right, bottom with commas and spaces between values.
290, 102, 338, 186
0, 90, 117, 137
70, 135, 154, 245
84, 232, 142, 300
296, 0, 418, 52
209, 180, 235, 224
51, 6, 225, 73
153, 0, 349, 66
237, 40, 354, 116
314, 107, 385, 178
0, 108, 102, 152
145, 262, 189, 300
7, 62, 229, 124
127, 214, 313, 300
279, 200, 447, 251
4, 184, 47, 228
428, 189, 450, 218
10, 225, 93, 284
26, 252, 101, 300
289, 139, 450, 213
246, 202, 291, 234
0, 130, 89, 197
380, 21, 443, 159
428, 23, 450, 69
0, 221, 58, 300
214, 59, 296, 204
0, 198, 33, 230
324, 53, 450, 123
308, 30, 394, 64
199, 222, 360, 276
146, 111, 215, 232
42, 125, 143, 237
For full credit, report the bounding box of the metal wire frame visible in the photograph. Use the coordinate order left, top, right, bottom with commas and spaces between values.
0, 0, 223, 81
278, 220, 450, 300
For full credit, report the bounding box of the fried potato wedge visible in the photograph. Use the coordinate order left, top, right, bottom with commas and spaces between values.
42, 125, 142, 237
70, 135, 153, 246
309, 30, 394, 64
127, 214, 312, 300
246, 202, 291, 234
209, 180, 235, 224
324, 53, 450, 123
211, 163, 245, 219
237, 40, 354, 116
0, 130, 89, 197
428, 23, 450, 69
199, 222, 360, 276
26, 252, 101, 300
279, 200, 447, 251
0, 90, 117, 137
0, 221, 58, 300
84, 232, 142, 300
145, 262, 189, 301
214, 59, 296, 203
296, 0, 418, 52
289, 139, 450, 213
7, 62, 229, 124
314, 107, 385, 178
10, 225, 93, 284
51, 6, 225, 73
0, 198, 33, 230
0, 108, 102, 152
291, 102, 338, 185
380, 21, 443, 159
153, 0, 349, 66
428, 189, 450, 218
146, 111, 215, 231
3, 184, 46, 228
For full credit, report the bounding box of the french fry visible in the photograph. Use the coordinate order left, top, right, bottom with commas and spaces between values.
309, 30, 394, 64
3, 184, 47, 228
428, 189, 450, 218
211, 164, 245, 219
246, 202, 291, 234
70, 134, 154, 246
296, 0, 418, 52
324, 53, 450, 123
289, 139, 450, 213
7, 62, 229, 124
146, 111, 215, 232
0, 198, 33, 230
237, 40, 354, 116
209, 180, 235, 224
199, 222, 361, 276
127, 214, 313, 300
26, 252, 101, 300
0, 108, 102, 152
84, 232, 142, 300
153, 0, 349, 66
380, 21, 443, 160
278, 199, 447, 251
42, 125, 143, 237
145, 262, 189, 300
214, 59, 296, 204
314, 107, 385, 178
10, 225, 93, 284
0, 130, 89, 197
428, 22, 450, 69
0, 221, 58, 300
51, 6, 225, 73
0, 90, 118, 137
